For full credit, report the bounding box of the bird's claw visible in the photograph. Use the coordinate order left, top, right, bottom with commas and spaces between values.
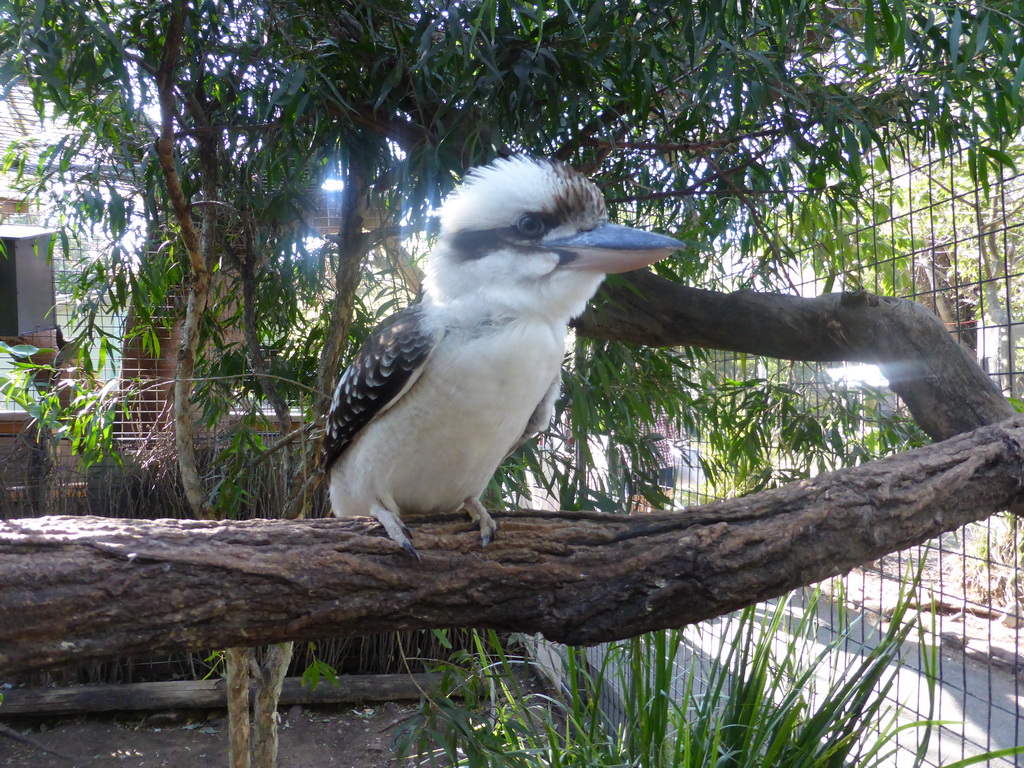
399, 522, 421, 560
370, 503, 420, 560
402, 540, 422, 562
462, 497, 497, 547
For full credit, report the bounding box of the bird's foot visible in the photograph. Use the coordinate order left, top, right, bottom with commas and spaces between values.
461, 497, 497, 547
369, 503, 421, 561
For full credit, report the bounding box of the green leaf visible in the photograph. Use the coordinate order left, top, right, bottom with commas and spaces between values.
1012, 56, 1024, 98
1, 342, 42, 357
941, 746, 1024, 768
949, 8, 962, 65
864, 2, 876, 63
972, 10, 990, 59
432, 628, 453, 650
978, 145, 1017, 171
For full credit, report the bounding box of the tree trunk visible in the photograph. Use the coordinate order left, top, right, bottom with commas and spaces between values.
226, 647, 252, 768
154, 0, 213, 520
251, 643, 293, 768
3, 415, 1023, 677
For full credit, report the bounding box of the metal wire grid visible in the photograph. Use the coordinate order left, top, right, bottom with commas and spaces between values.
704, 150, 1022, 766
542, 150, 1024, 767
845, 149, 1022, 768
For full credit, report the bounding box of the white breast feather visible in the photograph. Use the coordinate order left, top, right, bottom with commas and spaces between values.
328, 315, 564, 518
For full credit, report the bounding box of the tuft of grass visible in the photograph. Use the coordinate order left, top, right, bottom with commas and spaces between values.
400, 578, 1024, 768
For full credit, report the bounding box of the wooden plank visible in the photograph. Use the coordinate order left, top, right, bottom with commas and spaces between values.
0, 674, 435, 716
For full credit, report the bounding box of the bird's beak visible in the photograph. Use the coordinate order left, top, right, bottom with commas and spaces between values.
546, 222, 683, 274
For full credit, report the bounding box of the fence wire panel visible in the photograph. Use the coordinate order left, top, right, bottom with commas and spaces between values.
725, 150, 1021, 765
813, 150, 1024, 766
706, 151, 1023, 766
530, 150, 1024, 767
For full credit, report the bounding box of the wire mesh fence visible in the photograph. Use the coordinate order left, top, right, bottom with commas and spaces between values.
527, 148, 1024, 766
778, 147, 1024, 766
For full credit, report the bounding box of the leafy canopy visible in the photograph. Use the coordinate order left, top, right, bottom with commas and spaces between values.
1, 0, 1021, 511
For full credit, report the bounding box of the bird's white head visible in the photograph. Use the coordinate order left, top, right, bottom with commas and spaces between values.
424, 156, 681, 323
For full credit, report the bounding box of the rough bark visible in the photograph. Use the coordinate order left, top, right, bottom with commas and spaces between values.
576, 272, 1015, 441
3, 416, 1024, 677
226, 647, 252, 768
251, 643, 293, 768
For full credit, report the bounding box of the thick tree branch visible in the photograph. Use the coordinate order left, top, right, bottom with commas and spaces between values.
575, 272, 1015, 441
3, 416, 1024, 677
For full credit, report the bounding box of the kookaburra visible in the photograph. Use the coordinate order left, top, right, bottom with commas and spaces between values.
323, 156, 681, 557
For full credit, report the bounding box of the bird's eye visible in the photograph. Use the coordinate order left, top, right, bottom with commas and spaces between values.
515, 214, 547, 238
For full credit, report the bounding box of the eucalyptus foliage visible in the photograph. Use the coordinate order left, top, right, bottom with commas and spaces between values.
2, 5, 1023, 767
1, 0, 1022, 513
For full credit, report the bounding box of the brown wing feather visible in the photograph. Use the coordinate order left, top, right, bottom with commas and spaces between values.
322, 305, 437, 472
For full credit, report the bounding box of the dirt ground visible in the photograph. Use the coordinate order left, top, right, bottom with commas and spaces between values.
0, 702, 416, 768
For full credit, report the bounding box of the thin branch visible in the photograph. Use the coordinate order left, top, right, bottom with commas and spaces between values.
154, 0, 213, 519
173, 122, 286, 139
582, 118, 819, 155
282, 158, 372, 520
605, 184, 836, 204
605, 155, 763, 204
234, 233, 296, 441
252, 422, 321, 468
702, 152, 798, 291
345, 108, 429, 152
153, 3, 202, 274
121, 374, 327, 402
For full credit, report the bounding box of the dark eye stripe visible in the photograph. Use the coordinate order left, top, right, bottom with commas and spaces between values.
449, 208, 563, 261
449, 228, 509, 261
